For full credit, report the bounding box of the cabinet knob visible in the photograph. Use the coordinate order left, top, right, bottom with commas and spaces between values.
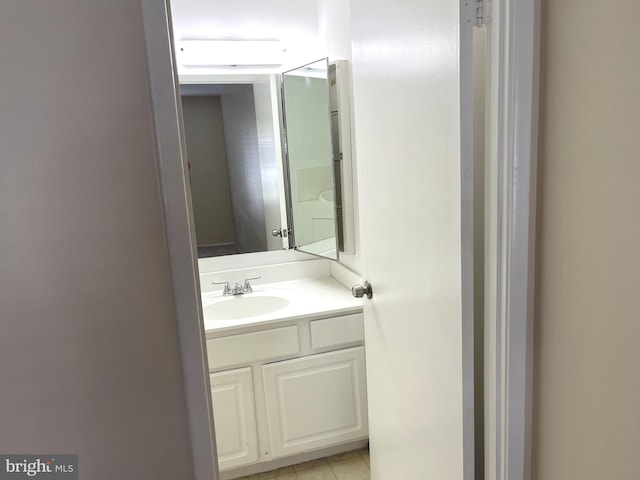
351, 281, 373, 299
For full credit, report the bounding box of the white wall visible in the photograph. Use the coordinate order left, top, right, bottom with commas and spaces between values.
170, 0, 318, 41
170, 0, 324, 73
0, 2, 194, 479
317, 0, 353, 61
534, 1, 640, 479
317, 0, 361, 272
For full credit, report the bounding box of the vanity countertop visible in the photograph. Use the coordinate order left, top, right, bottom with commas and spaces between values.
201, 276, 363, 334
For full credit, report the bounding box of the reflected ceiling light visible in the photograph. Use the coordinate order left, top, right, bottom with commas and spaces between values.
176, 40, 286, 67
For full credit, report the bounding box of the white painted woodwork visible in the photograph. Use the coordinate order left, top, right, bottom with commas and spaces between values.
350, 0, 475, 478
310, 314, 364, 349
142, 2, 219, 477
209, 368, 259, 471
484, 2, 539, 479
262, 347, 368, 458
205, 310, 367, 474
206, 326, 300, 370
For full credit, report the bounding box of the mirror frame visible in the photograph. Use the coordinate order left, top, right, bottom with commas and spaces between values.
280, 58, 340, 260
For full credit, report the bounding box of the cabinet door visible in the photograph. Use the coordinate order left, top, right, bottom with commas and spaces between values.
210, 367, 259, 471
262, 347, 368, 458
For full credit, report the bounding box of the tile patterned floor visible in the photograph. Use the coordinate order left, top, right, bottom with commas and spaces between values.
236, 448, 370, 480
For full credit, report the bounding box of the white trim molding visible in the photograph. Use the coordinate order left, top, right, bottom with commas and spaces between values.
485, 0, 540, 479
140, 1, 219, 479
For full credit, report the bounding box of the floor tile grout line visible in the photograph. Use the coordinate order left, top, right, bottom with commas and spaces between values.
247, 448, 370, 480
327, 459, 338, 479
358, 448, 370, 467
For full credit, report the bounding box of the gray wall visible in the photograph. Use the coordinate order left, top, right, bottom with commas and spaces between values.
534, 1, 640, 479
181, 95, 235, 246
0, 2, 194, 479
220, 86, 267, 254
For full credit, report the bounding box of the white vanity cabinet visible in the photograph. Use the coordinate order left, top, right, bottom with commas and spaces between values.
205, 311, 368, 474
262, 346, 367, 458
209, 367, 259, 470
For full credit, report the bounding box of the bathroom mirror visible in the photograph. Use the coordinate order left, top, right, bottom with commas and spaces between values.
179, 61, 348, 261
179, 76, 289, 258
282, 59, 339, 259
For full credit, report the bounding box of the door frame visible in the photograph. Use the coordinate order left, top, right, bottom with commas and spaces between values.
484, 0, 540, 479
140, 0, 540, 479
141, 1, 220, 479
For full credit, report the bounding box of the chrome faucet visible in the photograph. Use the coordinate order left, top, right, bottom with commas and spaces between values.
213, 276, 261, 296
241, 276, 260, 293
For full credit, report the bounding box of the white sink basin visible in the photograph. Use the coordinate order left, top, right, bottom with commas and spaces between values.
204, 294, 290, 321
200, 277, 364, 332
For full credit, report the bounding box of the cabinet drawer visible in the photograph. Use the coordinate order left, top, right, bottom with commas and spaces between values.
207, 325, 300, 370
310, 313, 364, 349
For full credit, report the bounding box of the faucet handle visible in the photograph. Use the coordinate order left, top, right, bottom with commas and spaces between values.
213, 281, 232, 295
243, 275, 261, 293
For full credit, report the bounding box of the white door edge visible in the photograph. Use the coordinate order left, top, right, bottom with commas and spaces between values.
141, 1, 219, 479
485, 1, 540, 480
